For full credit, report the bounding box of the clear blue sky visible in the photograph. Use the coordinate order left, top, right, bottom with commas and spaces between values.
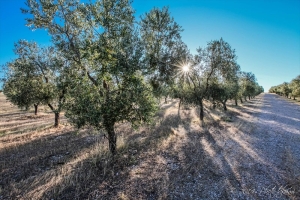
1, 0, 300, 91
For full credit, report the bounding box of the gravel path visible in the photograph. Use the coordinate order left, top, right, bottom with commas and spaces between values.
243, 93, 300, 199
216, 93, 300, 199
167, 93, 300, 200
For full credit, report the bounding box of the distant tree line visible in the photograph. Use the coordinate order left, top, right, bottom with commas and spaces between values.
269, 75, 300, 100
2, 0, 263, 154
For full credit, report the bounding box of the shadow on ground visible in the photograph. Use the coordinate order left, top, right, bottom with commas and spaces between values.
1, 96, 298, 199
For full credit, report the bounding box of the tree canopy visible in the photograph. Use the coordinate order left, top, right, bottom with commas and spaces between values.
269, 75, 300, 100
2, 0, 264, 154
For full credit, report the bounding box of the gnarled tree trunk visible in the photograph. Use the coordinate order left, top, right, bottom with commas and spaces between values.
48, 103, 60, 127
224, 103, 227, 111
199, 99, 204, 126
34, 104, 38, 115
54, 112, 60, 128
106, 123, 117, 155
222, 101, 227, 111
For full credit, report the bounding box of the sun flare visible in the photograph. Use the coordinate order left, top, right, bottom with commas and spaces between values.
182, 65, 189, 72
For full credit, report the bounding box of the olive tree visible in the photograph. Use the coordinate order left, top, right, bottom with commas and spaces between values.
3, 59, 48, 114
3, 40, 69, 126
23, 0, 157, 154
172, 63, 193, 114
240, 72, 257, 100
289, 75, 300, 100
209, 58, 240, 111
140, 7, 184, 99
280, 82, 291, 98
269, 85, 281, 95
254, 84, 264, 96
179, 38, 237, 123
210, 78, 239, 110
270, 76, 299, 99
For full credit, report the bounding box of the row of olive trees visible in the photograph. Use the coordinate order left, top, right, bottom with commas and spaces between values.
3, 0, 184, 154
2, 0, 263, 154
269, 75, 300, 99
170, 39, 263, 124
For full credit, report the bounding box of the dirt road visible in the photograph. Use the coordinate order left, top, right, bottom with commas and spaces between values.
240, 93, 300, 199
202, 93, 300, 199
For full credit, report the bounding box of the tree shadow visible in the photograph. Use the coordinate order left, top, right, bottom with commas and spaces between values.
0, 112, 28, 118
165, 127, 243, 199
164, 109, 294, 199
0, 127, 103, 199
27, 114, 182, 199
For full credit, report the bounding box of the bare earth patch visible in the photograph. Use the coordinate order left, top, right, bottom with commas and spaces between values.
0, 93, 299, 199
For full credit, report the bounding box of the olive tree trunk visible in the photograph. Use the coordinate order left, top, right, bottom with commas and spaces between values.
199, 99, 204, 121
48, 103, 60, 127
222, 101, 227, 111
106, 123, 117, 155
34, 104, 38, 115
54, 112, 60, 128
